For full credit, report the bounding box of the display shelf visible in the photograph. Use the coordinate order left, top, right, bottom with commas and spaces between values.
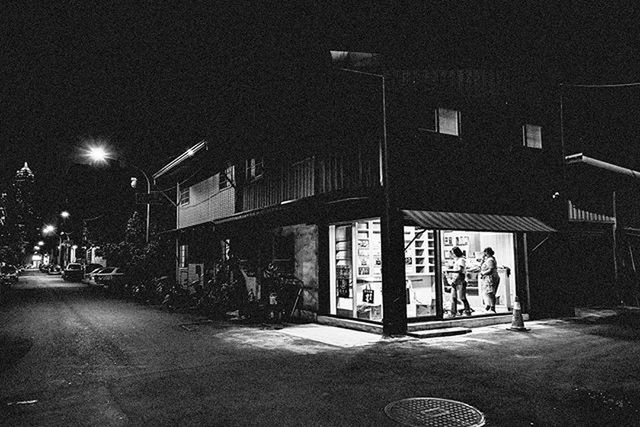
404, 227, 435, 275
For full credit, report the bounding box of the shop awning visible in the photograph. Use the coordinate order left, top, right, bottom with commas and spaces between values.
403, 210, 556, 232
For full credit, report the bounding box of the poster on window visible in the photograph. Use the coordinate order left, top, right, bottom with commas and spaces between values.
337, 278, 350, 298
358, 239, 369, 249
358, 267, 370, 276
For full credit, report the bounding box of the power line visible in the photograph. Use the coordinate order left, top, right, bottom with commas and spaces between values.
561, 82, 640, 88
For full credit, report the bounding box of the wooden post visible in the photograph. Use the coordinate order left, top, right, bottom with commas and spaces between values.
612, 191, 619, 298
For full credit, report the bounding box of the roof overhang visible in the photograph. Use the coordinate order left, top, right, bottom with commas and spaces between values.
152, 140, 208, 182
403, 210, 556, 233
330, 51, 380, 68
565, 153, 640, 180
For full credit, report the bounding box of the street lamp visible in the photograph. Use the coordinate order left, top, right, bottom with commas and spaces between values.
42, 224, 70, 266
42, 225, 61, 265
84, 146, 151, 242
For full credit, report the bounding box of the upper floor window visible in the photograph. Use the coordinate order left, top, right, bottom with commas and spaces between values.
437, 108, 460, 136
419, 107, 461, 136
219, 165, 235, 190
523, 124, 542, 149
179, 187, 190, 206
246, 157, 264, 182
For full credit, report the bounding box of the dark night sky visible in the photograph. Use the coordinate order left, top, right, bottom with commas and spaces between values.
2, 2, 640, 217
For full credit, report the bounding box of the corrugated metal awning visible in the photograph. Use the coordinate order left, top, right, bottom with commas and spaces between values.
403, 210, 556, 232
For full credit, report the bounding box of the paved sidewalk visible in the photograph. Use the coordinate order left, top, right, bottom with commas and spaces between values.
278, 323, 385, 347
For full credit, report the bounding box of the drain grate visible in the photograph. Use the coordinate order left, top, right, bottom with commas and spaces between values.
384, 397, 485, 427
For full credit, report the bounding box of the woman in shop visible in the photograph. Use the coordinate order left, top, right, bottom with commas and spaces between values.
447, 246, 472, 317
479, 247, 500, 313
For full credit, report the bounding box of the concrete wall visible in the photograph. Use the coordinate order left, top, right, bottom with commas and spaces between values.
278, 224, 319, 318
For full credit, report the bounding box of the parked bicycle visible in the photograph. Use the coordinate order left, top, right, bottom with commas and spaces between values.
161, 279, 203, 311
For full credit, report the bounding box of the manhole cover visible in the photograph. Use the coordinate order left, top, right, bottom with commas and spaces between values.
384, 397, 485, 427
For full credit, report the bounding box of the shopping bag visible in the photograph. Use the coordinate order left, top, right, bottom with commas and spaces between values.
362, 284, 375, 304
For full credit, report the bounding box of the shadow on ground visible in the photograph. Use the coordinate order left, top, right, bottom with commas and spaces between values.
0, 335, 32, 373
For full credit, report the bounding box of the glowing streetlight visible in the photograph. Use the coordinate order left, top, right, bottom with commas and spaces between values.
86, 145, 111, 164
60, 211, 70, 219
38, 241, 44, 246
43, 225, 55, 234
34, 246, 40, 251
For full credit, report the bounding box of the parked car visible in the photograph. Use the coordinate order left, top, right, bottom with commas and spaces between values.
84, 263, 104, 279
94, 267, 127, 291
48, 264, 62, 275
62, 263, 84, 282
86, 266, 107, 285
0, 264, 19, 284
39, 263, 50, 273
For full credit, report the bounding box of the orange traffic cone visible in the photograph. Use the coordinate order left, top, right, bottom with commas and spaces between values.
507, 296, 529, 332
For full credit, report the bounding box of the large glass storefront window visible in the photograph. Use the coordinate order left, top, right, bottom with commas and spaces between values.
329, 221, 518, 322
329, 219, 383, 322
440, 230, 516, 317
404, 226, 437, 317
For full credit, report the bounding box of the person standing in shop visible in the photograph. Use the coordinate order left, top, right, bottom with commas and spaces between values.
480, 247, 501, 313
447, 246, 472, 317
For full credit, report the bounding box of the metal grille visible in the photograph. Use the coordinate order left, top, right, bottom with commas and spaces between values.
384, 398, 485, 427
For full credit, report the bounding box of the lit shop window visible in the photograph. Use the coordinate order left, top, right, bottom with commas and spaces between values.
329, 219, 383, 322
523, 124, 542, 149
404, 226, 437, 318
440, 231, 516, 317
179, 187, 190, 206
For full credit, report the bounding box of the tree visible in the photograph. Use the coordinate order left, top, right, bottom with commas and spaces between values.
103, 210, 174, 282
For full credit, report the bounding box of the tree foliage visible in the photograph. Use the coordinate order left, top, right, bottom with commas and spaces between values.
102, 210, 174, 282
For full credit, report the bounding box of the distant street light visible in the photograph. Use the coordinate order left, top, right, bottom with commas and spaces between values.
42, 224, 68, 266
60, 211, 70, 219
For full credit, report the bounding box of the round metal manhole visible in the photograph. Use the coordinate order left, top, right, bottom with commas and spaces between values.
384, 397, 485, 427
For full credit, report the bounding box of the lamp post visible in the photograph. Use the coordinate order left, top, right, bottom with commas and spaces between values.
334, 63, 407, 336
86, 146, 151, 243
129, 166, 151, 243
